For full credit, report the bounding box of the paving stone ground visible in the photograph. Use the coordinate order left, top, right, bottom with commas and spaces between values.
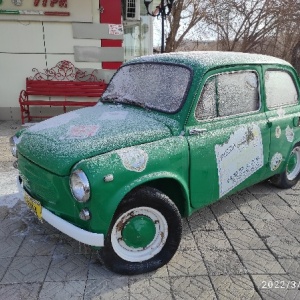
1, 120, 300, 300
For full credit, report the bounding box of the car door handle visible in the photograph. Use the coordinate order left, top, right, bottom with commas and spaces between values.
189, 128, 207, 135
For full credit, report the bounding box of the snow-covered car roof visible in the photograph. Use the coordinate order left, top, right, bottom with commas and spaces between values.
128, 51, 291, 72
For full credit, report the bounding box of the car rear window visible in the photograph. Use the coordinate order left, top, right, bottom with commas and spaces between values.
265, 70, 298, 108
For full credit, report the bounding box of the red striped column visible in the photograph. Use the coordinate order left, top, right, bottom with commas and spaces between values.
100, 0, 123, 70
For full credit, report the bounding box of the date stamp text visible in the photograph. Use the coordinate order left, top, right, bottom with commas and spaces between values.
261, 280, 300, 289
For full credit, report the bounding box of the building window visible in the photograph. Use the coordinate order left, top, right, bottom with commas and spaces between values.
123, 0, 152, 61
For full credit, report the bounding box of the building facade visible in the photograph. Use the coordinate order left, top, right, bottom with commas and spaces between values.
0, 0, 153, 121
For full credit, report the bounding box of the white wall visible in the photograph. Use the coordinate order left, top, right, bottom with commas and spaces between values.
0, 0, 104, 120
0, 0, 153, 121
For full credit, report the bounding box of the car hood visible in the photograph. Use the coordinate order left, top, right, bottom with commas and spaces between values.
17, 104, 172, 175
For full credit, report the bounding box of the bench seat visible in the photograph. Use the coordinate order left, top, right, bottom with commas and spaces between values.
19, 79, 107, 124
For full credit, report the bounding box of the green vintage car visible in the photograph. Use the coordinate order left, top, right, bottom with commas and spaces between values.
10, 51, 300, 274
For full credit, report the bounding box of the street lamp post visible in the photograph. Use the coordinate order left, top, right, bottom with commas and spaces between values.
144, 0, 174, 53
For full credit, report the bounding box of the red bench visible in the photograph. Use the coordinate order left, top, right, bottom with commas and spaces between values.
19, 61, 107, 124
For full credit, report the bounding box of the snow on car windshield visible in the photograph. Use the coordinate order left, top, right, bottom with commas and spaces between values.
101, 63, 191, 113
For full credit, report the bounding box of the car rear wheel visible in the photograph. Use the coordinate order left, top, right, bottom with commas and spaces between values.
270, 143, 300, 189
98, 186, 182, 275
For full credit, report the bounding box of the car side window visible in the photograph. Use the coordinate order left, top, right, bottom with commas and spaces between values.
265, 70, 298, 108
218, 72, 259, 117
195, 71, 260, 120
195, 77, 217, 120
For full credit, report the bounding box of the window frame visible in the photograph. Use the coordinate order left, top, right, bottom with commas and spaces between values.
194, 69, 262, 122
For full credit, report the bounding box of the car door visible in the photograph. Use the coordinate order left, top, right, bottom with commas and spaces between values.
186, 66, 270, 209
263, 66, 300, 175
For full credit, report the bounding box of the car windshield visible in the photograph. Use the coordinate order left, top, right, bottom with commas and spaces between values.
101, 63, 191, 113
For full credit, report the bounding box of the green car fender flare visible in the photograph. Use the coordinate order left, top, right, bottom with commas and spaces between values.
89, 171, 190, 235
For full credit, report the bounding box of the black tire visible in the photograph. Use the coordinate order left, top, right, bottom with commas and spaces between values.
270, 143, 300, 189
98, 186, 182, 275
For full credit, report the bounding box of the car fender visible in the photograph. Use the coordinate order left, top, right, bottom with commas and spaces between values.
73, 137, 190, 235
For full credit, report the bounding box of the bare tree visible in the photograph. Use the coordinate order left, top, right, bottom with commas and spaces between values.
162, 0, 300, 68
164, 0, 207, 52
204, 0, 300, 54
292, 40, 300, 75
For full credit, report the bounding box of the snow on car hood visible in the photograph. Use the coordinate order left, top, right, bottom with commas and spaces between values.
17, 104, 172, 175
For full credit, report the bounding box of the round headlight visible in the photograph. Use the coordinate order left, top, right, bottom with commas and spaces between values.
70, 170, 90, 202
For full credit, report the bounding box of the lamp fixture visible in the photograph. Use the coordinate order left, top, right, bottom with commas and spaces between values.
144, 0, 174, 17
144, 0, 175, 53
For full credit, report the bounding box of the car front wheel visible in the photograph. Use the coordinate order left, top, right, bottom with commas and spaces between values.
98, 186, 182, 275
270, 143, 300, 189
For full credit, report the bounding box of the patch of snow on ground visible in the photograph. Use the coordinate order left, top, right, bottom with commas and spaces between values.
0, 170, 20, 208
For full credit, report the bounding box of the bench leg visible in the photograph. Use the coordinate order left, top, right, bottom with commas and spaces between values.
20, 104, 30, 124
